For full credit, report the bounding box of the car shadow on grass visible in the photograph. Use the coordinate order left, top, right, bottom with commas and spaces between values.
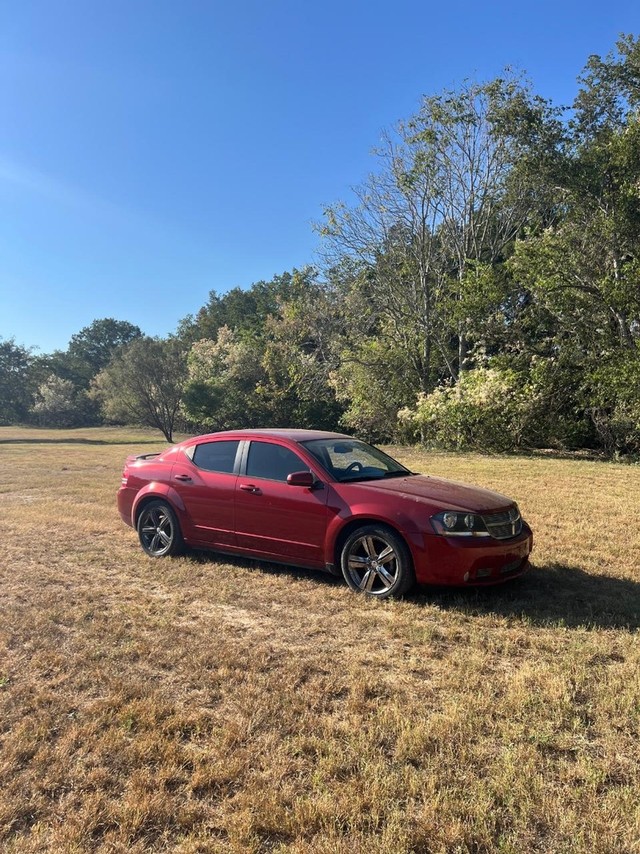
188, 552, 639, 631
414, 562, 640, 630
189, 549, 344, 588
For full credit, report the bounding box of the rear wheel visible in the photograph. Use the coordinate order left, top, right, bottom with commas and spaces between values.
340, 525, 415, 599
137, 500, 184, 557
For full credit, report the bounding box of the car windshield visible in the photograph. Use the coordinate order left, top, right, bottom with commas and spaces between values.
301, 438, 412, 483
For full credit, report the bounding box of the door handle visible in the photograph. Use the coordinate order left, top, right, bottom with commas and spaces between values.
175, 474, 192, 482
239, 484, 261, 494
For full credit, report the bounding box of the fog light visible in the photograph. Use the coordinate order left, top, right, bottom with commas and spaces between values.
476, 567, 492, 578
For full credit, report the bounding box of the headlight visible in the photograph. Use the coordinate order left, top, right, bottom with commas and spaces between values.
431, 511, 490, 537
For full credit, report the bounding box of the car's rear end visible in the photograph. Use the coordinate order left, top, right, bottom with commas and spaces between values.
117, 452, 164, 527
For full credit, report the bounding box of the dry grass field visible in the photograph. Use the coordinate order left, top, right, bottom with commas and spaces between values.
0, 426, 639, 854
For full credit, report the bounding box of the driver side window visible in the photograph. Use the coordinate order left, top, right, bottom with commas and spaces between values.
246, 441, 308, 482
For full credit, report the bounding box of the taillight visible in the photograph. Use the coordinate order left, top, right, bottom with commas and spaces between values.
121, 468, 129, 486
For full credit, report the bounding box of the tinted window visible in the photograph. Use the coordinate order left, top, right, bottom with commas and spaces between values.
246, 441, 308, 482
192, 440, 239, 473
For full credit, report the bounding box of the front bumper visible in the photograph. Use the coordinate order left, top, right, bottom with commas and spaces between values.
407, 522, 533, 586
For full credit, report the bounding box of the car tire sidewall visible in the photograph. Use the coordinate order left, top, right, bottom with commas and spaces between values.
340, 524, 415, 599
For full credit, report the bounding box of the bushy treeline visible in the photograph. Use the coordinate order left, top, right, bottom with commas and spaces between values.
2, 36, 640, 455
1, 319, 143, 429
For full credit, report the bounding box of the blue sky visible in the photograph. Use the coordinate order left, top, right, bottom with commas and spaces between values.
0, 0, 637, 353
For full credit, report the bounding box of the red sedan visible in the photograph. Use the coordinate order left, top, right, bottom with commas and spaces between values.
117, 429, 532, 598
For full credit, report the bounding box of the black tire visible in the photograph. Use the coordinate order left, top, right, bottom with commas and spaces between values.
137, 500, 184, 558
340, 524, 415, 599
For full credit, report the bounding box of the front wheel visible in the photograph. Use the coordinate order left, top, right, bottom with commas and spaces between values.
137, 500, 184, 557
340, 525, 415, 599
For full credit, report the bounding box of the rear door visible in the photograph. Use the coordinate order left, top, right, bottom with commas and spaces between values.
171, 439, 240, 546
234, 440, 328, 565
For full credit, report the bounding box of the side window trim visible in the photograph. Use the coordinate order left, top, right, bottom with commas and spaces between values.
238, 439, 250, 476
232, 441, 244, 475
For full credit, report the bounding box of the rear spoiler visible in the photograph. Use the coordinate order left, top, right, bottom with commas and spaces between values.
124, 452, 162, 466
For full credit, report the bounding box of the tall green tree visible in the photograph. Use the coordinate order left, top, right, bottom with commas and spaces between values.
29, 318, 144, 427
179, 269, 317, 344
181, 327, 267, 430
92, 337, 187, 442
182, 276, 344, 432
68, 318, 143, 386
31, 375, 78, 428
319, 75, 550, 438
510, 35, 640, 452
258, 285, 343, 429
0, 338, 35, 424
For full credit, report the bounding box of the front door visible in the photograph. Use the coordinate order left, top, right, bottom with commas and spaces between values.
234, 440, 328, 565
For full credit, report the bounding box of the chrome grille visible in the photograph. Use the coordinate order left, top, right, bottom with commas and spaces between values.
482, 507, 522, 540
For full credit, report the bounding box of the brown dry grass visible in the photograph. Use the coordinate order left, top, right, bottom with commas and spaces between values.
0, 426, 639, 853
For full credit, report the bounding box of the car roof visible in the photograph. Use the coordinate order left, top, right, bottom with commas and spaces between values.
187, 428, 351, 444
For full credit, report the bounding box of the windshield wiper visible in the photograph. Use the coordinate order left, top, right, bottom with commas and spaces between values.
340, 474, 383, 482
340, 471, 410, 483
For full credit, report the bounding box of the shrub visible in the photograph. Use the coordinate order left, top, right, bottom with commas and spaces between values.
398, 368, 531, 452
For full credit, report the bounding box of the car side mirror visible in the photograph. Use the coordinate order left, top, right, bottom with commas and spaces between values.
286, 470, 315, 487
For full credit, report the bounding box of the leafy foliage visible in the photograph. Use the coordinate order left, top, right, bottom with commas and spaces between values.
0, 338, 35, 424
2, 36, 640, 456
182, 327, 266, 430
91, 338, 187, 442
182, 277, 343, 432
398, 367, 533, 451
67, 318, 143, 383
31, 375, 78, 428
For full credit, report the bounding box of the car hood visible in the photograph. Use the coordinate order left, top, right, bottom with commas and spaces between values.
349, 474, 515, 513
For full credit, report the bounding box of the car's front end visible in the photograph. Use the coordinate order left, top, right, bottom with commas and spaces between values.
324, 468, 533, 588
408, 504, 533, 585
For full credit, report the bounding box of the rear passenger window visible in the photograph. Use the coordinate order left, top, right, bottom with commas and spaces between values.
246, 441, 308, 482
192, 440, 239, 473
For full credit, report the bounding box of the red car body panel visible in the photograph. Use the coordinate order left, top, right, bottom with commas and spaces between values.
169, 465, 238, 547
118, 429, 533, 587
234, 476, 328, 564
